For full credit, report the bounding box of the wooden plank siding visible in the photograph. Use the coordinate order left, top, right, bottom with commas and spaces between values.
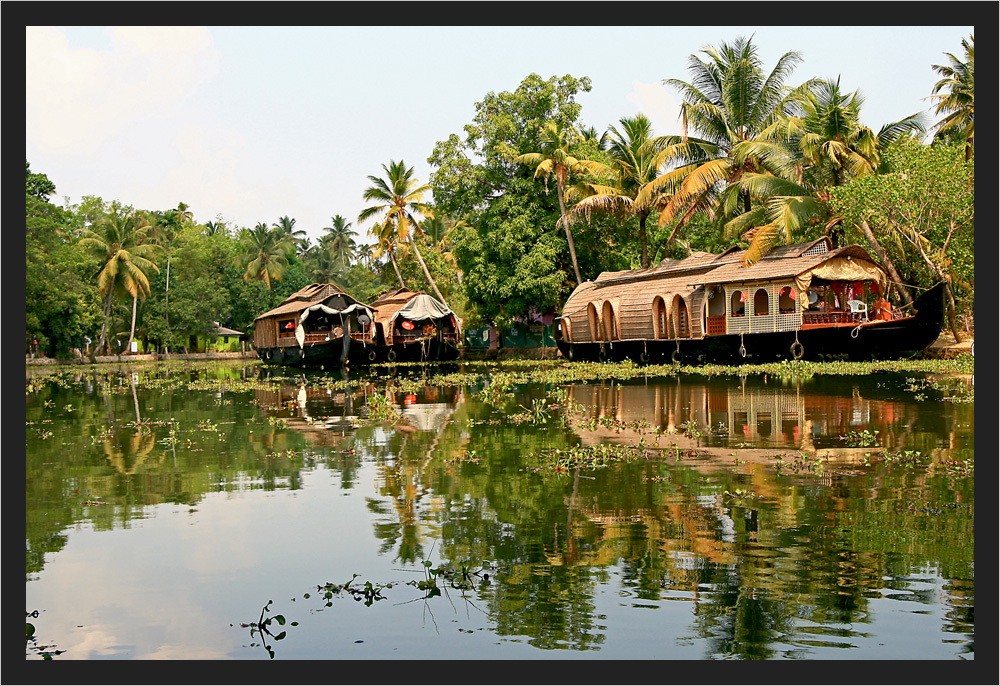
558, 239, 894, 345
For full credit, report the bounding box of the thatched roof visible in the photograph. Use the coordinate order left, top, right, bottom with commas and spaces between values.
254, 283, 355, 321
584, 238, 879, 291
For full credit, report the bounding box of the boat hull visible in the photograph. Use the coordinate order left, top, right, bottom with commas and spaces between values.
379, 338, 461, 363
556, 282, 946, 365
257, 337, 378, 368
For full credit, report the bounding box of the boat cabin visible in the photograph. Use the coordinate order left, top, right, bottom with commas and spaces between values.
559, 238, 894, 345
252, 283, 375, 353
369, 288, 461, 347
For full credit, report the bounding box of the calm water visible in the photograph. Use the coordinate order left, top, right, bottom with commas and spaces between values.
25, 361, 974, 662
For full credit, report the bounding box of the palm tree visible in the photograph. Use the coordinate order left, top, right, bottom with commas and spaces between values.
565, 114, 669, 268
273, 215, 308, 255
515, 120, 611, 284
240, 222, 292, 288
148, 206, 185, 334
322, 215, 358, 269
78, 207, 160, 354
928, 34, 974, 161
722, 77, 924, 267
356, 243, 376, 269
359, 160, 449, 307
370, 219, 407, 289
308, 234, 341, 284
638, 36, 820, 252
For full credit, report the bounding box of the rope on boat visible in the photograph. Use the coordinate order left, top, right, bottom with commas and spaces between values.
790, 330, 805, 360
851, 323, 863, 338
739, 332, 747, 358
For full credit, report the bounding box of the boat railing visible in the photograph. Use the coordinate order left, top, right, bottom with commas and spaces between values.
802, 311, 866, 325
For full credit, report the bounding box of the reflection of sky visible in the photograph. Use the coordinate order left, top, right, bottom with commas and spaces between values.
26, 464, 394, 660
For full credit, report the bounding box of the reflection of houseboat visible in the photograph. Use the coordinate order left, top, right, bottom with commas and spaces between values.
253, 283, 377, 367
369, 288, 461, 362
556, 238, 945, 364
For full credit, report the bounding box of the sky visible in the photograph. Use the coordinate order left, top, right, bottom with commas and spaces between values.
26, 24, 976, 248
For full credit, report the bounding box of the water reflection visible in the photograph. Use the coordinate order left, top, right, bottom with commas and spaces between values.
25, 364, 973, 661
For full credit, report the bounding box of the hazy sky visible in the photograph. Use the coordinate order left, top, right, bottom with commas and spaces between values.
26, 25, 974, 247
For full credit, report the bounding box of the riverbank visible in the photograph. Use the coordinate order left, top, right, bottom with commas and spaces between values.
26, 335, 970, 367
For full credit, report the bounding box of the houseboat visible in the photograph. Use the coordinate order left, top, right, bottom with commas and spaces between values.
555, 238, 945, 364
369, 288, 462, 362
252, 283, 377, 367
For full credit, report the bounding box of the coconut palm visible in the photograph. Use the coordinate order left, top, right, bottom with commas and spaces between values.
240, 222, 292, 288
638, 37, 820, 251
359, 160, 449, 307
564, 114, 669, 268
78, 207, 160, 354
308, 234, 341, 284
928, 34, 974, 161
723, 77, 925, 266
148, 206, 185, 333
515, 120, 611, 284
273, 215, 308, 256
322, 214, 358, 268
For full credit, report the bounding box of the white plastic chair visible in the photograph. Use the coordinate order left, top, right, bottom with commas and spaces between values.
847, 300, 868, 321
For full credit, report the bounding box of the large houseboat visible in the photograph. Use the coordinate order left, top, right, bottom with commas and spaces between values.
253, 283, 377, 367
555, 238, 945, 364
369, 288, 462, 362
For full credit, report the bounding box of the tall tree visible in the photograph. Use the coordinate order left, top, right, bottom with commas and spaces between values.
639, 37, 820, 253
322, 214, 358, 269
564, 114, 668, 268
359, 160, 449, 307
148, 205, 188, 335
724, 77, 925, 266
273, 215, 307, 255
927, 34, 974, 161
515, 121, 610, 283
239, 223, 292, 289
77, 207, 160, 354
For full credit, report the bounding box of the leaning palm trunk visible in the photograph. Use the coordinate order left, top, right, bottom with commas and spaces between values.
126, 294, 138, 355
388, 249, 406, 289
556, 181, 583, 284
97, 287, 115, 354
409, 238, 450, 309
858, 220, 915, 308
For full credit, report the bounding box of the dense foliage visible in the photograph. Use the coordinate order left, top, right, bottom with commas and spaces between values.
25, 35, 974, 358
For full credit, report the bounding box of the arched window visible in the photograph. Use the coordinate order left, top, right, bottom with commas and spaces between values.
601, 300, 617, 341
731, 290, 745, 317
778, 286, 796, 313
754, 288, 769, 316
672, 295, 689, 338
653, 296, 668, 339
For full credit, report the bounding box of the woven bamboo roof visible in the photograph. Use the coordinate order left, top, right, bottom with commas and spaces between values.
370, 288, 421, 330
254, 283, 355, 321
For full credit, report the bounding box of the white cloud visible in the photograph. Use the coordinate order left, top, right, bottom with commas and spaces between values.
626, 80, 683, 136
26, 26, 219, 158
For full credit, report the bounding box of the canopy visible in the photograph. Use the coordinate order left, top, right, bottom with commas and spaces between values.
391, 294, 456, 327
794, 257, 887, 308
295, 302, 374, 348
